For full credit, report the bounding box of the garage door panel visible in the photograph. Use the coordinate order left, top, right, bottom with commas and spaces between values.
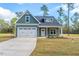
17, 27, 37, 38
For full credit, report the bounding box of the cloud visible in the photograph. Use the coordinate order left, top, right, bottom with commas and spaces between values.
71, 7, 79, 14
0, 7, 16, 22
71, 4, 79, 14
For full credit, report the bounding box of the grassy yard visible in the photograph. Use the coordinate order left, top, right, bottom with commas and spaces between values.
0, 33, 15, 42
0, 33, 79, 55
64, 34, 79, 37
31, 34, 79, 56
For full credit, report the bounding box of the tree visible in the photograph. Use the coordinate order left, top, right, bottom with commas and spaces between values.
0, 19, 9, 29
16, 11, 24, 17
10, 17, 17, 33
0, 19, 10, 33
72, 21, 79, 33
71, 12, 79, 33
11, 17, 17, 25
71, 12, 79, 23
62, 15, 68, 33
57, 7, 64, 25
41, 5, 49, 16
66, 3, 74, 35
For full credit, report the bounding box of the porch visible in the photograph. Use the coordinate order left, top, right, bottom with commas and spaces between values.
37, 27, 63, 37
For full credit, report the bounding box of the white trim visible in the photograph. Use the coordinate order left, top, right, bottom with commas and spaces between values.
17, 27, 37, 29
16, 23, 39, 25
39, 26, 62, 28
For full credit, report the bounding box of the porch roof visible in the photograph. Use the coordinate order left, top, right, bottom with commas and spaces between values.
38, 22, 62, 28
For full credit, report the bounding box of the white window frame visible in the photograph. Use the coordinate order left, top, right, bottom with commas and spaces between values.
25, 16, 30, 23
49, 29, 56, 35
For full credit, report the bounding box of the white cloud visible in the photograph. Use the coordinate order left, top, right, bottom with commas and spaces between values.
71, 7, 79, 14
69, 4, 79, 16
0, 7, 16, 22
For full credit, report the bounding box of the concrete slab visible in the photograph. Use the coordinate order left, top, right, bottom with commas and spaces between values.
0, 38, 37, 56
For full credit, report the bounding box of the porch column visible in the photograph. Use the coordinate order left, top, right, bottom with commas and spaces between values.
60, 27, 63, 36
46, 27, 48, 37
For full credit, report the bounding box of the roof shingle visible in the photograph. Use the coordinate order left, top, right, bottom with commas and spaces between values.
35, 16, 62, 26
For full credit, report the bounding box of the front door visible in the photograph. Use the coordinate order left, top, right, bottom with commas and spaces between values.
41, 29, 45, 37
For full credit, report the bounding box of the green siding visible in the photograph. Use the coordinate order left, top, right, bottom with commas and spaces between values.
16, 13, 39, 24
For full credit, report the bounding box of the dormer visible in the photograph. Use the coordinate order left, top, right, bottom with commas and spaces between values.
45, 18, 53, 22
41, 18, 45, 23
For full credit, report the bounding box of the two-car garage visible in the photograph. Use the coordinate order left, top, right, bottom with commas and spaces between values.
17, 27, 37, 38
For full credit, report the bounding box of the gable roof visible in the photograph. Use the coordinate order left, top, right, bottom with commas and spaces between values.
35, 16, 62, 26
16, 10, 40, 24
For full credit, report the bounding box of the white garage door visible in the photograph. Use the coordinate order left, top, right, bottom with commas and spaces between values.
17, 27, 37, 38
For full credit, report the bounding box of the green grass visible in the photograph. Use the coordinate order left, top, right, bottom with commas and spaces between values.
0, 33, 15, 42
31, 34, 79, 56
64, 34, 79, 37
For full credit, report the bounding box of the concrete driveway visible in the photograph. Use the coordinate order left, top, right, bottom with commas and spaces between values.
0, 38, 37, 56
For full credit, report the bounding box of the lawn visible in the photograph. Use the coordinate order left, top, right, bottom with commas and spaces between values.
31, 34, 79, 56
64, 34, 79, 37
0, 33, 15, 42
0, 33, 79, 55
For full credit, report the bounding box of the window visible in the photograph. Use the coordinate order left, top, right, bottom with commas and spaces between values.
25, 16, 30, 23
46, 18, 53, 22
50, 29, 56, 35
41, 19, 45, 22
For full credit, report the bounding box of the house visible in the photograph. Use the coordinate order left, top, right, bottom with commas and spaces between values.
16, 10, 63, 38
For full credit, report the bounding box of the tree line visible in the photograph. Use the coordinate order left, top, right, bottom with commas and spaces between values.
0, 18, 16, 33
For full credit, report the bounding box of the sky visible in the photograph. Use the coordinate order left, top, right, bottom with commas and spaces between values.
0, 3, 79, 22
